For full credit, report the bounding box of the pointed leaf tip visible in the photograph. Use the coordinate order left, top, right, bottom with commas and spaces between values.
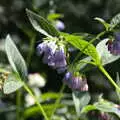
26, 9, 60, 37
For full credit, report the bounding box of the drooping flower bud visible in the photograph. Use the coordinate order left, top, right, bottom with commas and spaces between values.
63, 72, 88, 91
107, 32, 120, 55
55, 20, 65, 31
98, 112, 110, 120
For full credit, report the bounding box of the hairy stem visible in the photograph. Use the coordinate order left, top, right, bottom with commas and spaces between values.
23, 82, 49, 120
99, 65, 120, 92
16, 90, 21, 120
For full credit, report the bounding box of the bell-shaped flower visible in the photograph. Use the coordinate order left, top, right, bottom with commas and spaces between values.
55, 20, 65, 31
37, 40, 67, 73
63, 72, 88, 91
108, 32, 120, 55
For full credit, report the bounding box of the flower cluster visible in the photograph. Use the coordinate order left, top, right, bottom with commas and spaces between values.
37, 40, 67, 73
107, 32, 120, 55
63, 72, 88, 91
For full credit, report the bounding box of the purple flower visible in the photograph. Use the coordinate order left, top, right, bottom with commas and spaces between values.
54, 47, 67, 68
55, 20, 65, 31
98, 112, 110, 120
107, 32, 120, 55
37, 42, 47, 55
37, 41, 67, 73
63, 72, 88, 91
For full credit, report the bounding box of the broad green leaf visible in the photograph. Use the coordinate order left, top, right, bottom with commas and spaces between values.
26, 9, 60, 37
82, 98, 120, 118
3, 74, 23, 94
110, 13, 120, 29
96, 38, 120, 65
94, 17, 110, 31
5, 35, 28, 81
64, 34, 100, 64
94, 99, 120, 118
72, 91, 91, 116
76, 57, 92, 71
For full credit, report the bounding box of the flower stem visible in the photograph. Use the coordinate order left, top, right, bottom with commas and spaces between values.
23, 82, 49, 120
50, 84, 65, 119
16, 90, 21, 120
98, 65, 120, 92
26, 35, 36, 67
69, 31, 106, 69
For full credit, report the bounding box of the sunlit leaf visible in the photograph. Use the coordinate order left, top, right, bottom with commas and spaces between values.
3, 74, 23, 94
5, 35, 28, 81
110, 13, 120, 29
47, 13, 63, 21
26, 9, 60, 37
41, 92, 63, 101
64, 34, 100, 64
72, 91, 91, 116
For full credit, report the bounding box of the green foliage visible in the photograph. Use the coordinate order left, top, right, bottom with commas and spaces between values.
41, 92, 63, 101
72, 91, 91, 116
75, 57, 92, 71
81, 98, 120, 118
3, 74, 23, 94
5, 35, 28, 81
96, 38, 120, 65
26, 9, 60, 38
4, 35, 28, 93
110, 13, 120, 29
47, 13, 63, 21
94, 17, 110, 31
64, 34, 101, 64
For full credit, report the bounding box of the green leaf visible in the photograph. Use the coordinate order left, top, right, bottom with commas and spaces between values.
75, 57, 92, 71
116, 72, 120, 101
5, 35, 28, 81
72, 91, 91, 116
94, 99, 120, 118
82, 98, 120, 118
47, 13, 63, 21
26, 9, 60, 37
41, 92, 63, 101
24, 103, 63, 118
96, 38, 120, 65
64, 34, 100, 64
81, 105, 97, 113
3, 74, 23, 94
110, 13, 120, 29
94, 17, 110, 31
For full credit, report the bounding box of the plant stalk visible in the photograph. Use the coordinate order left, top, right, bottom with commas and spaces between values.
23, 82, 49, 120
50, 84, 65, 119
99, 65, 120, 92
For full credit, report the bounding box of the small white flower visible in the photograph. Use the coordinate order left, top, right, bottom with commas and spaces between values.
28, 73, 46, 88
